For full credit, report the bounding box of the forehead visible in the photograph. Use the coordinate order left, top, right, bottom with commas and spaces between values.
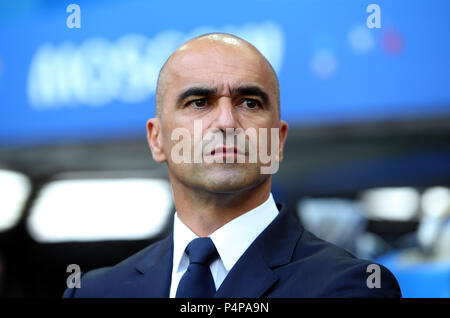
166, 43, 274, 92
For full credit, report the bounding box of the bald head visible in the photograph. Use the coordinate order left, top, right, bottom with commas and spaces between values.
146, 32, 289, 200
155, 33, 280, 119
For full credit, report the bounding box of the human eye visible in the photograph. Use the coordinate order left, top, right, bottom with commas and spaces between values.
187, 98, 208, 109
242, 98, 262, 110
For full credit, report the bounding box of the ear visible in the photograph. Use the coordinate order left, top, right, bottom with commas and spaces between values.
277, 120, 288, 163
146, 118, 167, 163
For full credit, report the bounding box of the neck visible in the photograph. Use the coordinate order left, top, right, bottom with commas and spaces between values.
170, 176, 272, 237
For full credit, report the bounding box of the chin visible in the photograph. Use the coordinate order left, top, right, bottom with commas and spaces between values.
201, 166, 265, 193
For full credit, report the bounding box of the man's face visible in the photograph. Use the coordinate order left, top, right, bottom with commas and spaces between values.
150, 39, 287, 194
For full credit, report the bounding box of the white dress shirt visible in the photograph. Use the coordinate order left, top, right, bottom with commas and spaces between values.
169, 192, 279, 298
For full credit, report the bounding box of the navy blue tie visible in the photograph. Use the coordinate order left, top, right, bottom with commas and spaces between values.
175, 237, 218, 298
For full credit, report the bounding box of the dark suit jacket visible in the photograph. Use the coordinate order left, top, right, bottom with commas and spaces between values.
63, 203, 402, 298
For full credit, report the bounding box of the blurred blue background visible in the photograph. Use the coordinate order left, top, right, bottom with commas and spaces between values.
0, 0, 449, 297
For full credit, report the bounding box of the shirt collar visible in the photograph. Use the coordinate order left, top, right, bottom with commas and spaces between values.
172, 212, 198, 273
172, 193, 279, 272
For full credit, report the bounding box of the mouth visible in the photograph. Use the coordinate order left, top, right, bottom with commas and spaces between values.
209, 146, 246, 157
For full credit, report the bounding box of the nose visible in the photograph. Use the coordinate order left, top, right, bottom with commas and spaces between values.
212, 97, 239, 132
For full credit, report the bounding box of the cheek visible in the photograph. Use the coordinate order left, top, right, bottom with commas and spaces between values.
162, 124, 200, 165
255, 127, 280, 157
239, 109, 276, 127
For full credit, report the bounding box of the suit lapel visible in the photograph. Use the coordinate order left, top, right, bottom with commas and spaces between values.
214, 242, 279, 297
132, 234, 173, 297
215, 204, 303, 298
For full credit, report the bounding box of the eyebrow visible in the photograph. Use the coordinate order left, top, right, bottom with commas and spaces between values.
176, 84, 270, 106
232, 85, 269, 105
176, 87, 218, 106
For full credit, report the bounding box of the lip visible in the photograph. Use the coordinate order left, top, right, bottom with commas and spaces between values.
210, 146, 246, 156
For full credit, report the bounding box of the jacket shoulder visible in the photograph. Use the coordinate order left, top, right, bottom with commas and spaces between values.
278, 229, 402, 297
62, 236, 171, 298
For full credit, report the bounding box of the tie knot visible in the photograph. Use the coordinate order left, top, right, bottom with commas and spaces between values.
185, 237, 218, 266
